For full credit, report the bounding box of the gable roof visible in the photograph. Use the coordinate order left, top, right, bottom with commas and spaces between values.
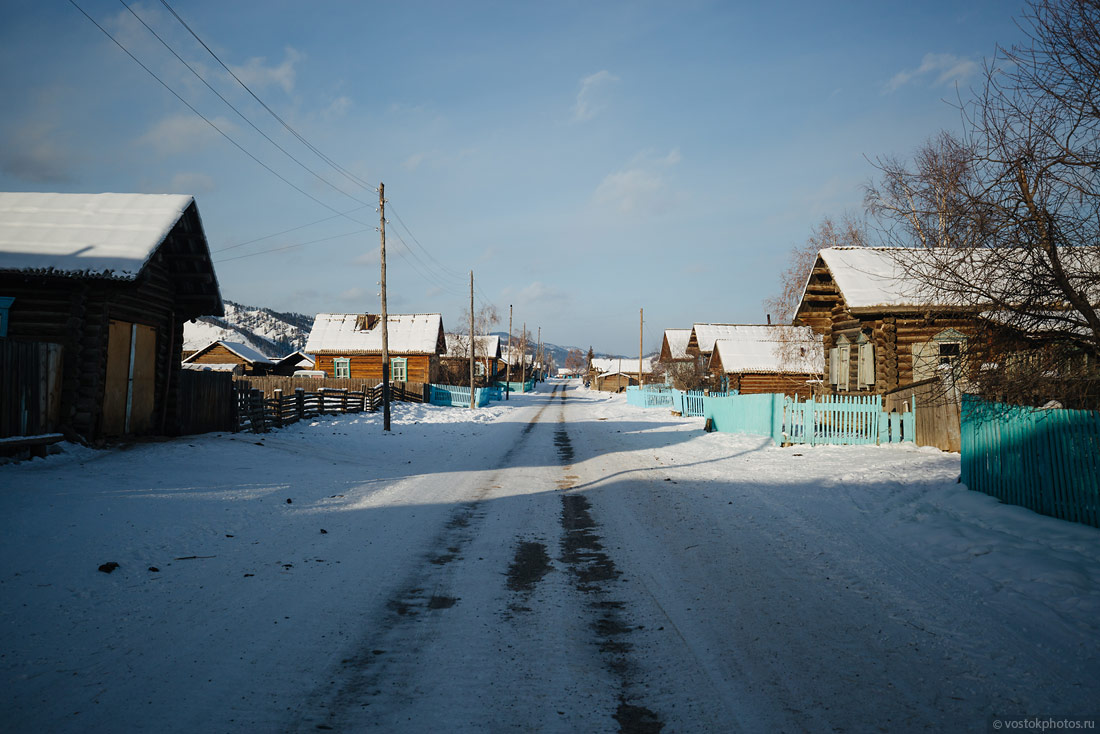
274, 351, 315, 370
183, 340, 273, 365
0, 192, 197, 279
708, 326, 824, 375
660, 329, 693, 360
590, 357, 654, 374
443, 334, 502, 359
304, 313, 445, 355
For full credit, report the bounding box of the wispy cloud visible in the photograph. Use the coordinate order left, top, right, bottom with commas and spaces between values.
229, 47, 303, 94
593, 148, 681, 214
323, 95, 352, 119
885, 53, 980, 93
573, 70, 619, 122
138, 114, 234, 156
167, 171, 215, 194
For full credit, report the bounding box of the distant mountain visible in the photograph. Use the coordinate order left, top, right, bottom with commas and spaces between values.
183, 300, 313, 358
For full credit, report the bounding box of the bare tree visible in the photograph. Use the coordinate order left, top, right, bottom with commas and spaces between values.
866, 0, 1100, 407
766, 214, 867, 324
564, 348, 585, 372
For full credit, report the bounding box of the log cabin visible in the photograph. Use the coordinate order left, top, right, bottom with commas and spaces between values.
304, 313, 446, 384
271, 350, 316, 376
0, 192, 223, 441
182, 340, 274, 376
441, 334, 502, 385
793, 247, 978, 396
706, 325, 823, 398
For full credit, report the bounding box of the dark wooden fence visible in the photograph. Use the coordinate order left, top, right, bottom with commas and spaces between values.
232, 379, 428, 434
1, 340, 63, 439
885, 377, 961, 452
177, 370, 236, 435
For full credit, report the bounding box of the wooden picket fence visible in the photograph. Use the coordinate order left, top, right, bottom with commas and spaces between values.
0, 340, 63, 439
429, 384, 491, 408
232, 380, 429, 434
960, 396, 1100, 528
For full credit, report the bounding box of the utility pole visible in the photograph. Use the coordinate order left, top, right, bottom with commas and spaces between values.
380, 183, 390, 432
639, 307, 644, 388
536, 327, 541, 383
469, 270, 475, 409
505, 305, 512, 400
520, 321, 527, 386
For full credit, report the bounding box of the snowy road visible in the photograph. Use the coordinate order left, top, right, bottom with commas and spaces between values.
2, 380, 1098, 732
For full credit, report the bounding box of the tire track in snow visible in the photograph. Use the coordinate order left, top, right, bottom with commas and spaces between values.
287, 386, 563, 732
553, 388, 666, 733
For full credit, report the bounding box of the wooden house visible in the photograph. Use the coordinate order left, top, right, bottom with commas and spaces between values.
706, 325, 823, 398
304, 313, 446, 384
793, 247, 978, 396
588, 357, 654, 388
0, 192, 223, 440
657, 328, 693, 366
271, 350, 316, 376
182, 340, 274, 376
441, 334, 501, 384
594, 371, 638, 392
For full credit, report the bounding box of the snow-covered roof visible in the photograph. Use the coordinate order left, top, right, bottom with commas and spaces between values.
304, 313, 444, 355
275, 351, 315, 369
691, 324, 755, 354
181, 362, 240, 373
183, 340, 273, 365
662, 329, 692, 360
590, 357, 654, 374
0, 192, 195, 279
709, 326, 824, 375
443, 334, 501, 359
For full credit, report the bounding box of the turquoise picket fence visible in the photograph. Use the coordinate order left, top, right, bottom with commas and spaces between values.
500, 380, 535, 394
625, 386, 675, 408
698, 393, 914, 446
429, 384, 491, 408
960, 396, 1100, 528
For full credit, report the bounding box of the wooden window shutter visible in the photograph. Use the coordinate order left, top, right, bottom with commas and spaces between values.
912, 341, 938, 383
838, 343, 851, 391
857, 341, 875, 388
828, 347, 840, 385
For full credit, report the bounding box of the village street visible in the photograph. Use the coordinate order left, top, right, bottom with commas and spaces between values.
2, 381, 1098, 733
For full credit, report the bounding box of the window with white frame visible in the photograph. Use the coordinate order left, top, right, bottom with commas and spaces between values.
390, 357, 407, 382
333, 357, 350, 378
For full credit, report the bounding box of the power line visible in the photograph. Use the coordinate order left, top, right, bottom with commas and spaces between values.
68, 0, 361, 221
119, 0, 371, 208
158, 0, 376, 195
213, 228, 372, 263
214, 204, 371, 253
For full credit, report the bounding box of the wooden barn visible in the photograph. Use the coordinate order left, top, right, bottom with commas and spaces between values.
594, 371, 637, 392
706, 325, 823, 398
0, 192, 223, 441
793, 247, 978, 396
441, 334, 501, 385
182, 340, 274, 376
304, 313, 446, 384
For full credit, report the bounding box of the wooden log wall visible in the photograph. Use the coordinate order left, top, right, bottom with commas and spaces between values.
313, 354, 438, 384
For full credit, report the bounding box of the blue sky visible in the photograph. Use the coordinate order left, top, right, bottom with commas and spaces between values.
0, 0, 1027, 355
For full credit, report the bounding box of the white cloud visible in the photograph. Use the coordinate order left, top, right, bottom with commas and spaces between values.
138, 115, 234, 156
885, 53, 980, 93
323, 95, 352, 119
0, 121, 75, 183
403, 152, 429, 171
593, 148, 682, 214
573, 70, 619, 122
229, 47, 303, 94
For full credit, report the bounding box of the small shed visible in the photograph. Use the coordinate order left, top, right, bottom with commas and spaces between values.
0, 192, 222, 440
183, 340, 273, 376
304, 313, 446, 384
594, 371, 638, 392
271, 350, 316, 376
706, 325, 824, 398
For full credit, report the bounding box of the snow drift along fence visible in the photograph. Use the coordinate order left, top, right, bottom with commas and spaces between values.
960, 396, 1100, 528
429, 384, 491, 408
626, 386, 676, 409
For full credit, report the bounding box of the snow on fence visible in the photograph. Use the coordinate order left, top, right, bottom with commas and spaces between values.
429, 384, 491, 408
232, 380, 429, 433
960, 396, 1100, 528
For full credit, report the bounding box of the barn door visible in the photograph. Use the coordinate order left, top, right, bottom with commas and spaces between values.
103, 320, 157, 436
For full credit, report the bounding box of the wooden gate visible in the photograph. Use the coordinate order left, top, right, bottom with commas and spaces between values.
102, 320, 157, 436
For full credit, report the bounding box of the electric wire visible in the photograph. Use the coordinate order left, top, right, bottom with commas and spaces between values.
214, 204, 371, 253
67, 0, 364, 223
158, 0, 377, 195
119, 0, 371, 208
213, 228, 373, 263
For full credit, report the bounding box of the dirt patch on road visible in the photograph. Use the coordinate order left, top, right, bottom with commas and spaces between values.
506, 540, 553, 593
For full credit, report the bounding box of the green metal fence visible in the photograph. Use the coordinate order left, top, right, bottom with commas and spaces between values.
960, 396, 1100, 528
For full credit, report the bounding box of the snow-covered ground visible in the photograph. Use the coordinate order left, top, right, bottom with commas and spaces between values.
2, 381, 1097, 732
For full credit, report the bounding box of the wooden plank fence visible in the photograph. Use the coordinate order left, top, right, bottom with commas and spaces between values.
960, 396, 1100, 528
0, 340, 63, 439
429, 384, 491, 408
177, 370, 235, 435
